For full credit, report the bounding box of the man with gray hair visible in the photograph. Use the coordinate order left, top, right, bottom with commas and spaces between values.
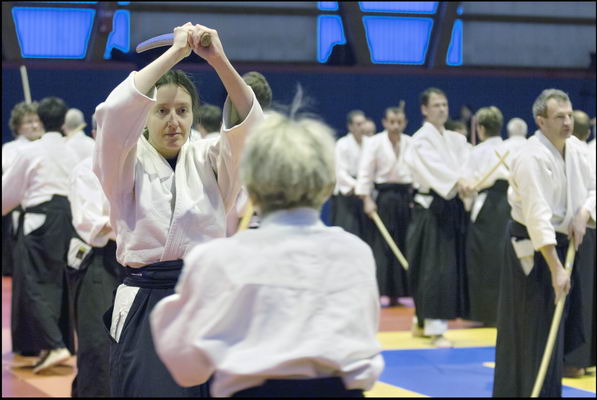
64, 108, 94, 163
503, 117, 528, 163
493, 89, 596, 397
150, 101, 384, 397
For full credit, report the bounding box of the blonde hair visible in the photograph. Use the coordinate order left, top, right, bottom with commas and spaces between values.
241, 95, 336, 215
475, 106, 503, 137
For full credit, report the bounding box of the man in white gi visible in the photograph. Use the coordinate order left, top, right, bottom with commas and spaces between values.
93, 22, 263, 397
404, 87, 473, 348
332, 110, 372, 242
2, 96, 79, 373
357, 106, 412, 307
63, 108, 94, 163
493, 89, 596, 397
2, 102, 43, 278
363, 118, 377, 136
463, 106, 509, 326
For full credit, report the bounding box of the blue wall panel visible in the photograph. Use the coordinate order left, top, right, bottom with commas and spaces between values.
13, 7, 95, 59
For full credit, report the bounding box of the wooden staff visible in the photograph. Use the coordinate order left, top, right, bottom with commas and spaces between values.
494, 149, 510, 171
19, 65, 32, 104
470, 115, 476, 145
472, 150, 510, 192
530, 239, 576, 397
370, 211, 408, 271
237, 200, 254, 232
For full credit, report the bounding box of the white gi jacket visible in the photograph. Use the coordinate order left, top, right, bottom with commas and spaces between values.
68, 157, 115, 248
404, 122, 471, 208
2, 132, 80, 236
502, 135, 527, 165
508, 130, 596, 251
465, 136, 510, 221
150, 207, 384, 397
588, 139, 596, 174
355, 130, 412, 196
66, 130, 95, 164
93, 71, 263, 268
2, 135, 31, 173
335, 133, 367, 195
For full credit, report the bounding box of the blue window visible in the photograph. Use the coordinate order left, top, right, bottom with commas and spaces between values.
362, 16, 433, 64
104, 9, 130, 59
359, 2, 438, 14
446, 19, 463, 66
317, 15, 346, 63
13, 7, 96, 59
318, 2, 338, 11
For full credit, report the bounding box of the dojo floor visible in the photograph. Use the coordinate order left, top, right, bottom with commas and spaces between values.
2, 277, 595, 397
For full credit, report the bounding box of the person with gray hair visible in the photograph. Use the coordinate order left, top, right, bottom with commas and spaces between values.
503, 117, 528, 163
3, 101, 44, 278
64, 108, 94, 163
493, 89, 596, 397
150, 103, 384, 397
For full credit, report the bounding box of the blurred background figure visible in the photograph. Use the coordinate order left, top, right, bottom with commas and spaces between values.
63, 108, 94, 163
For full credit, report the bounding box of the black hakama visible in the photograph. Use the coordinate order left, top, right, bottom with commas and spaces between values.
2, 212, 15, 276
11, 195, 75, 354
406, 191, 468, 323
104, 260, 211, 397
71, 240, 124, 397
564, 228, 596, 369
465, 180, 510, 325
232, 377, 364, 397
371, 183, 412, 298
493, 221, 585, 397
332, 193, 374, 245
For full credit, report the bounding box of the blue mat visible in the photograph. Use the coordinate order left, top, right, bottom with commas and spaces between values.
380, 347, 595, 397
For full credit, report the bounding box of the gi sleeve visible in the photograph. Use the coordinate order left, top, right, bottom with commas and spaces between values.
355, 139, 376, 196
512, 153, 557, 250
206, 88, 263, 214
93, 71, 156, 200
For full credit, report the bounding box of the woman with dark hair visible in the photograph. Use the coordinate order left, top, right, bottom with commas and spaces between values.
93, 22, 263, 397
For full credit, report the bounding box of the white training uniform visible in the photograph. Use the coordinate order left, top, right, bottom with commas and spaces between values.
355, 130, 413, 197
587, 139, 596, 176
66, 130, 95, 165
68, 156, 115, 247
335, 133, 367, 195
2, 136, 32, 173
2, 132, 79, 226
502, 135, 527, 166
465, 136, 510, 221
403, 121, 471, 335
93, 72, 263, 341
508, 130, 596, 254
150, 207, 384, 397
2, 135, 34, 228
405, 122, 471, 208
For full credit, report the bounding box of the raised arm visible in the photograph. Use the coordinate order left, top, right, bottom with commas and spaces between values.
189, 24, 253, 121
